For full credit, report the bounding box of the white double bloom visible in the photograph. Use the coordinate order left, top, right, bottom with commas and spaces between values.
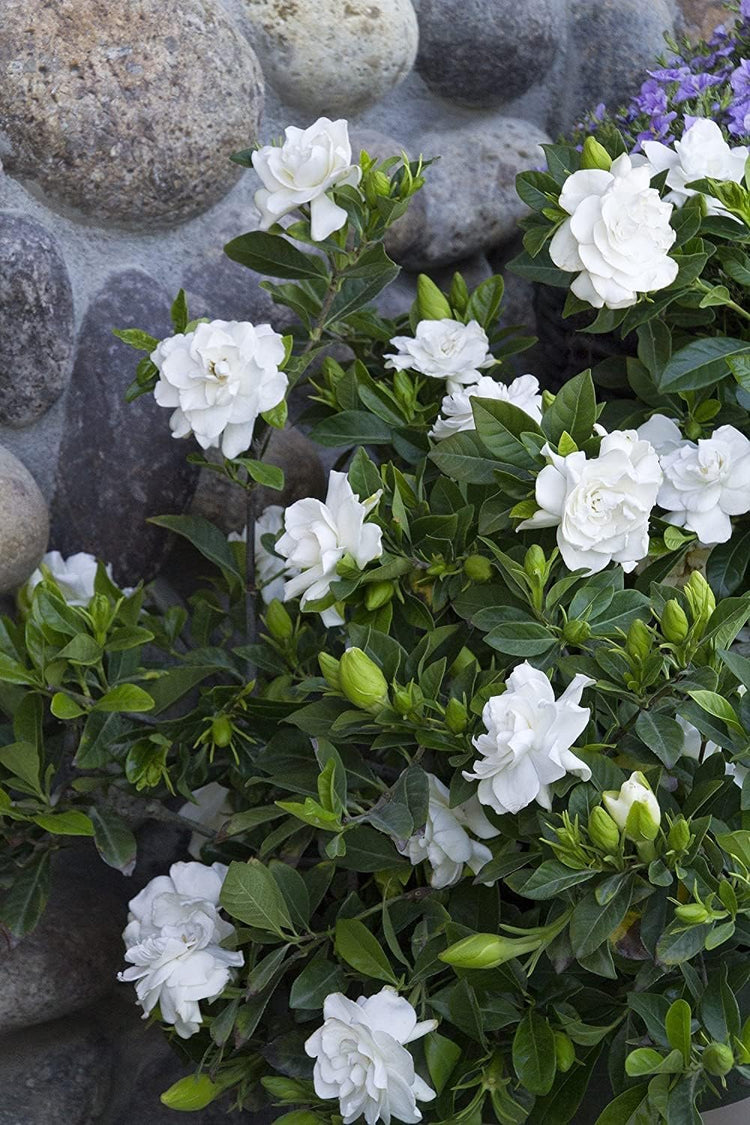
430, 374, 543, 441
386, 319, 493, 393
151, 320, 287, 461
642, 118, 749, 219
463, 662, 593, 816
550, 154, 678, 309
305, 987, 436, 1125
27, 551, 108, 606
252, 117, 362, 242
519, 431, 662, 574
228, 504, 300, 604
118, 861, 243, 1039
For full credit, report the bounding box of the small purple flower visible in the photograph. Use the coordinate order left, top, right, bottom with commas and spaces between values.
674, 71, 724, 104
741, 1, 750, 19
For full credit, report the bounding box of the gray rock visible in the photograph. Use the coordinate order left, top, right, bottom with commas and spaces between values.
51, 270, 198, 585
416, 0, 566, 107
0, 1014, 113, 1125
0, 849, 127, 1032
400, 117, 551, 269
241, 0, 418, 115
0, 214, 75, 427
0, 0, 264, 228
0, 444, 48, 594
558, 0, 674, 132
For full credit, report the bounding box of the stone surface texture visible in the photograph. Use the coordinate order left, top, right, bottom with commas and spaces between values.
0, 444, 48, 594
241, 0, 419, 114
0, 214, 74, 427
0, 0, 264, 228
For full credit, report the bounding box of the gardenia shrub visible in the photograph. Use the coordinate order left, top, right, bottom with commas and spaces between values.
1, 17, 750, 1122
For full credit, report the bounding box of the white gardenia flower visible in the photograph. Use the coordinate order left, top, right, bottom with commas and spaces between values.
518, 431, 662, 574
27, 551, 114, 606
118, 861, 243, 1039
603, 772, 661, 836
178, 783, 232, 861
655, 425, 750, 545
228, 504, 300, 604
385, 319, 493, 393
276, 471, 383, 625
642, 118, 749, 218
305, 987, 437, 1125
463, 662, 593, 816
430, 374, 543, 441
252, 117, 362, 242
151, 320, 287, 460
549, 154, 678, 309
396, 774, 500, 888
677, 716, 748, 789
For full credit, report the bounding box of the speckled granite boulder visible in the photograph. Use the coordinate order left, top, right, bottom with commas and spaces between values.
0, 444, 48, 594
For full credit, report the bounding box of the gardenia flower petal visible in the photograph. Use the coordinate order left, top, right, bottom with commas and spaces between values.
463, 662, 594, 815
27, 550, 109, 606
228, 505, 300, 604
642, 118, 749, 218
276, 471, 383, 618
550, 153, 678, 309
677, 716, 747, 788
385, 319, 493, 392
637, 414, 682, 455
118, 861, 242, 1039
430, 374, 543, 440
178, 783, 232, 861
656, 425, 750, 545
305, 986, 436, 1125
252, 117, 361, 240
518, 432, 662, 574
151, 320, 287, 460
396, 774, 500, 888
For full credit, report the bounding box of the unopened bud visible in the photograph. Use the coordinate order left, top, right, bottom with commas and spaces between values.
265, 598, 293, 641
318, 652, 341, 690
588, 806, 620, 854
445, 697, 468, 734
626, 619, 652, 663
674, 902, 712, 925
463, 554, 492, 583
581, 136, 613, 171
339, 648, 389, 712
668, 817, 691, 853
211, 715, 234, 748
684, 571, 716, 635
603, 771, 661, 842
562, 619, 592, 645
417, 274, 452, 321
685, 420, 702, 441
661, 599, 689, 644
440, 932, 540, 970
524, 545, 546, 582
554, 1032, 576, 1073
703, 1042, 734, 1077
364, 581, 395, 611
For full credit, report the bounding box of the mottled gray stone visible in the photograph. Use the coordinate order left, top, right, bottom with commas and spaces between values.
0, 849, 126, 1032
0, 0, 264, 228
0, 444, 48, 594
0, 1015, 113, 1125
416, 0, 566, 107
51, 270, 198, 585
400, 118, 551, 269
559, 0, 674, 132
0, 214, 74, 426
241, 0, 418, 115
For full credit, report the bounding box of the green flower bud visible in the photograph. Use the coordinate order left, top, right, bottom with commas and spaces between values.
581, 136, 613, 171
685, 420, 702, 441
603, 771, 661, 843
588, 806, 621, 854
668, 817, 691, 853
393, 368, 416, 408
445, 696, 468, 734
684, 571, 715, 635
364, 580, 395, 611
417, 273, 452, 321
211, 715, 234, 748
661, 599, 689, 644
339, 647, 389, 712
554, 1032, 576, 1073
336, 553, 361, 580
562, 619, 592, 645
393, 687, 413, 715
703, 1042, 734, 1077
524, 544, 547, 582
318, 652, 341, 690
626, 618, 652, 663
542, 389, 555, 410
674, 902, 712, 925
463, 554, 493, 583
125, 738, 170, 791
265, 598, 293, 641
440, 932, 541, 970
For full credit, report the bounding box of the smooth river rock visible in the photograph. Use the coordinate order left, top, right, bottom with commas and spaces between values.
0, 0, 264, 228
0, 445, 48, 594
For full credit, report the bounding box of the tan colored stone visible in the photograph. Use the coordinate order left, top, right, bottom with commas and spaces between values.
0, 445, 48, 593
677, 0, 732, 42
0, 0, 264, 228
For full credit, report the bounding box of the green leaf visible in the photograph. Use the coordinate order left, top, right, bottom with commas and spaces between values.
89, 807, 137, 875
0, 740, 41, 794
664, 998, 692, 1067
289, 956, 347, 1010
33, 810, 94, 836
334, 825, 408, 871
593, 1085, 649, 1125
485, 621, 557, 657
95, 684, 155, 713
170, 288, 188, 333
429, 430, 499, 484
160, 1075, 222, 1112
220, 858, 294, 936
706, 530, 750, 598
516, 860, 597, 900
625, 1048, 683, 1076
112, 328, 159, 352
148, 515, 243, 580
657, 337, 750, 392
424, 1032, 462, 1095
234, 458, 285, 491
466, 275, 505, 327
309, 410, 393, 447
512, 1010, 556, 1096
0, 851, 51, 936
635, 711, 685, 769
334, 918, 397, 984
569, 883, 632, 959
56, 634, 103, 665
542, 370, 596, 445
224, 231, 328, 280
686, 689, 742, 732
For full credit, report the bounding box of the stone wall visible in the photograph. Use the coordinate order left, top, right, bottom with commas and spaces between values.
0, 0, 706, 595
